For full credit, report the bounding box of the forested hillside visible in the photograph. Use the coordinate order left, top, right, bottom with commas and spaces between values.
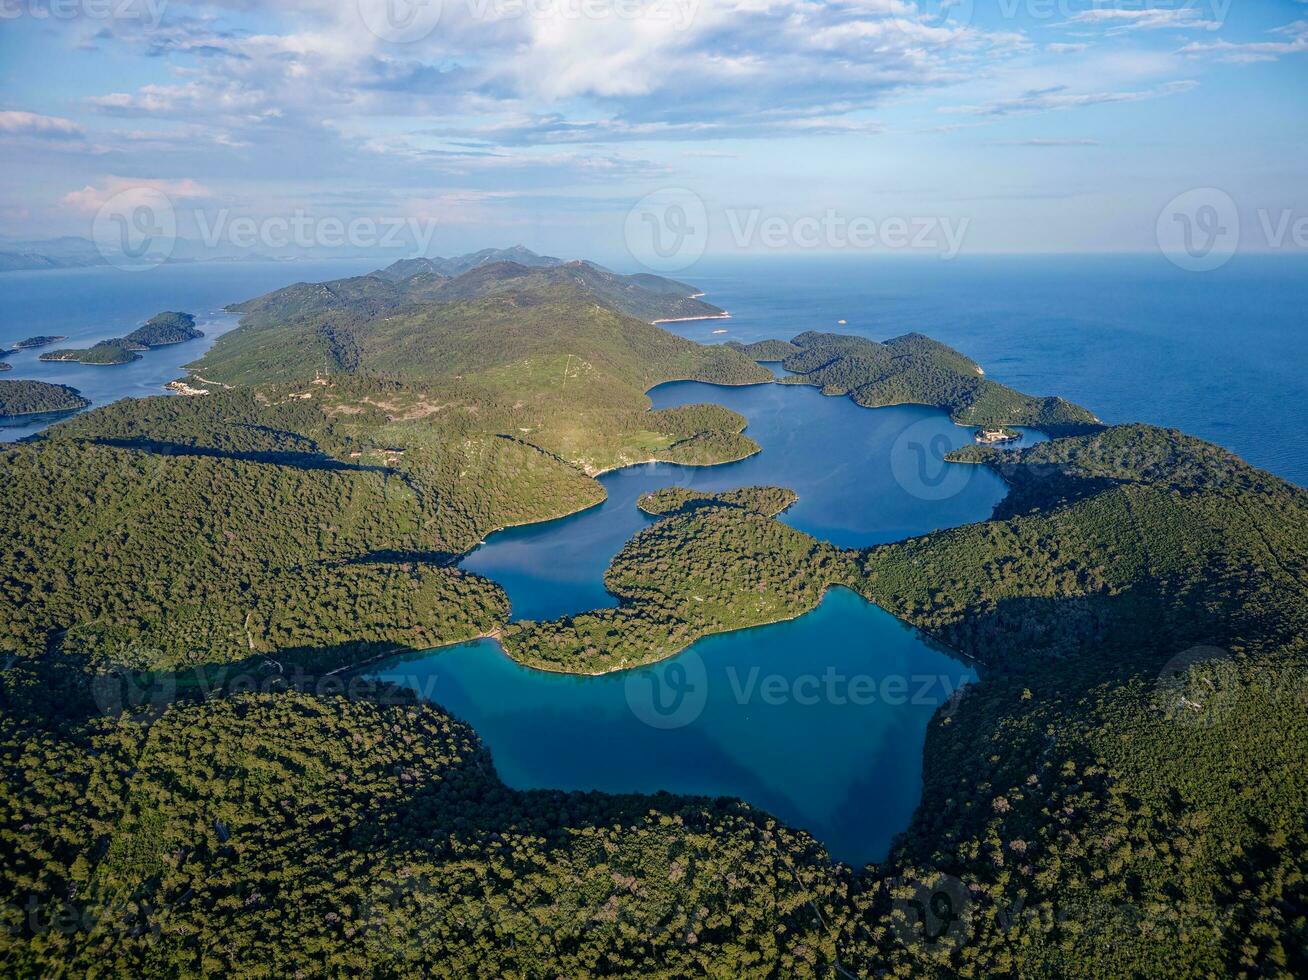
217, 253, 724, 340
504, 424, 1308, 975
776, 331, 1101, 432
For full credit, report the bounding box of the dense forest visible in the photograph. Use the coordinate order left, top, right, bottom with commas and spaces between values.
123, 312, 203, 348
218, 251, 725, 346
0, 379, 88, 417
508, 424, 1308, 975
1, 269, 1303, 976
40, 338, 144, 365
775, 331, 1101, 432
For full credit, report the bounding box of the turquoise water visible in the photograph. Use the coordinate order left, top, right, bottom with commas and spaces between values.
372, 588, 976, 868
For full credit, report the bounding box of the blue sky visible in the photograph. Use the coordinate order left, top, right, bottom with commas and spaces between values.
1, 0, 1305, 260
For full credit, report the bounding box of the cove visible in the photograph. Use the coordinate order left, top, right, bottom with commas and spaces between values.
462, 377, 1046, 622
370, 587, 977, 868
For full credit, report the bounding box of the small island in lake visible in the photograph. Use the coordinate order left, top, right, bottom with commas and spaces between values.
11, 335, 67, 350
0, 379, 90, 417
37, 312, 201, 366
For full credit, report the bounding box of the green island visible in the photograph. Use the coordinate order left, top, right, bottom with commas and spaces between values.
11, 335, 67, 350
1, 261, 1304, 978
222, 247, 725, 331
37, 311, 201, 366
123, 311, 204, 347
0, 379, 90, 417
40, 337, 146, 365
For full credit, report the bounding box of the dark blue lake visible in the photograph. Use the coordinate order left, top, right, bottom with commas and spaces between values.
411, 378, 1017, 866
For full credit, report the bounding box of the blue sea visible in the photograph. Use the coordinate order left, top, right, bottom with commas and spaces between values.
4, 254, 1303, 485
4, 253, 1303, 867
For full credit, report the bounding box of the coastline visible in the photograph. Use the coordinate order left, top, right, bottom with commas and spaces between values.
651, 312, 731, 324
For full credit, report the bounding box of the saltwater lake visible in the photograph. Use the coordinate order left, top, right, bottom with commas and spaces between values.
373, 588, 975, 869
463, 377, 1042, 622
4, 253, 1304, 866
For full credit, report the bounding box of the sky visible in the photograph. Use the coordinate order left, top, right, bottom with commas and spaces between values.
1, 0, 1306, 265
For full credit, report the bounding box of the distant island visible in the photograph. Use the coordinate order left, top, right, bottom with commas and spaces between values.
11, 335, 67, 350
0, 379, 89, 417
38, 311, 200, 365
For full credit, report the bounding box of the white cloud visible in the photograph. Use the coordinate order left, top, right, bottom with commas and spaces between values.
947, 80, 1198, 117
0, 111, 85, 140
1179, 20, 1308, 63
1062, 8, 1222, 32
